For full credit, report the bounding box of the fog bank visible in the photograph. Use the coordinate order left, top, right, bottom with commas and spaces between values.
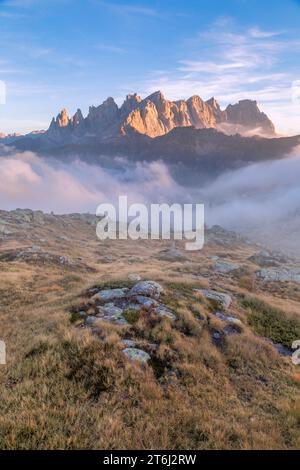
0, 145, 299, 255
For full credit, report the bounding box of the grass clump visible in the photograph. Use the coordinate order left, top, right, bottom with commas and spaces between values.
70, 311, 85, 324
92, 279, 135, 290
241, 296, 300, 348
123, 309, 140, 324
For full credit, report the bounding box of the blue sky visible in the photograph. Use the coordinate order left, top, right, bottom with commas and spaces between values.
1, 0, 300, 135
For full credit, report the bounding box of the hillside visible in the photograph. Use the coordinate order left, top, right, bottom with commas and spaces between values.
0, 209, 300, 449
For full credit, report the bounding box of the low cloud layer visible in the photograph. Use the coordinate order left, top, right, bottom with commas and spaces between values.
0, 146, 184, 213
202, 152, 300, 254
0, 145, 299, 255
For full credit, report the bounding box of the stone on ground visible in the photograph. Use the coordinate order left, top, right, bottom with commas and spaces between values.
155, 305, 176, 320
122, 339, 136, 348
196, 288, 232, 309
97, 303, 128, 325
128, 273, 142, 281
215, 311, 242, 326
122, 348, 151, 363
214, 260, 240, 273
92, 288, 129, 303
256, 267, 300, 283
128, 281, 163, 299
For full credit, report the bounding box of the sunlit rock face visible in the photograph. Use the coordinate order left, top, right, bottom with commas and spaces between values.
46, 91, 276, 141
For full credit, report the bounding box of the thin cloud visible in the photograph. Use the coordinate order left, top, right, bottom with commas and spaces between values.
248, 27, 283, 39
137, 20, 300, 135
179, 60, 252, 73
97, 1, 159, 17
95, 43, 127, 54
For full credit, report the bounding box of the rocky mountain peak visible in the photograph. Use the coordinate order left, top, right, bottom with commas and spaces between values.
56, 108, 69, 128
187, 95, 204, 105
121, 93, 142, 114
48, 108, 83, 137
206, 97, 221, 110
146, 90, 165, 103
103, 97, 117, 107
126, 93, 142, 103
86, 97, 119, 135
46, 90, 276, 141
70, 109, 84, 127
226, 99, 275, 135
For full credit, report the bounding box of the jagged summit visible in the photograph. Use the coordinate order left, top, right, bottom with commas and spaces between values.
43, 91, 276, 142
120, 93, 142, 115
225, 99, 275, 134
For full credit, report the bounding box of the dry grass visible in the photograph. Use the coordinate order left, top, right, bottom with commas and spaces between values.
0, 222, 300, 450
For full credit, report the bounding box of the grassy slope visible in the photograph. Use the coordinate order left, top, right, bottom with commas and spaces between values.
0, 221, 300, 449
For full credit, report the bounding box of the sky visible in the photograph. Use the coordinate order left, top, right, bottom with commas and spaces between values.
1, 0, 300, 135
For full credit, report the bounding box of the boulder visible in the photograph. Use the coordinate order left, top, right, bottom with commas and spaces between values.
196, 288, 232, 309
97, 303, 128, 325
122, 348, 151, 363
214, 311, 242, 326
214, 260, 240, 273
154, 305, 176, 321
249, 250, 289, 267
134, 295, 159, 309
128, 281, 163, 299
256, 268, 300, 283
92, 288, 129, 303
156, 247, 186, 262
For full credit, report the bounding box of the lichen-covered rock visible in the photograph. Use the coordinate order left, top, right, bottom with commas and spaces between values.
155, 305, 176, 321
156, 247, 186, 262
97, 303, 128, 325
92, 288, 129, 303
128, 281, 163, 299
196, 288, 232, 309
122, 339, 136, 348
256, 268, 300, 283
215, 311, 242, 326
134, 296, 159, 309
248, 250, 288, 267
214, 261, 240, 273
122, 348, 151, 363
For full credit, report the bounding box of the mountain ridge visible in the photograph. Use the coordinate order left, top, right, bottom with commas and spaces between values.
45, 90, 275, 143
1, 90, 275, 145
2, 90, 299, 185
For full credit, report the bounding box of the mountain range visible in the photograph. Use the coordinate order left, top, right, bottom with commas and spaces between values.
1, 91, 299, 184
46, 90, 276, 141
1, 90, 276, 145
